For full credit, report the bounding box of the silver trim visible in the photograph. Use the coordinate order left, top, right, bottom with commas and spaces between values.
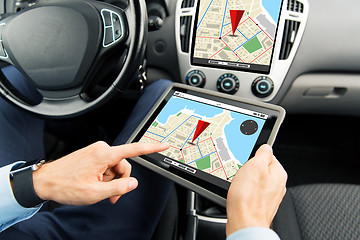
0, 40, 8, 60
189, 191, 227, 224
0, 23, 8, 60
197, 214, 227, 224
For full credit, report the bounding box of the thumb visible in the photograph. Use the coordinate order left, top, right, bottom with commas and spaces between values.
253, 144, 273, 164
98, 177, 139, 200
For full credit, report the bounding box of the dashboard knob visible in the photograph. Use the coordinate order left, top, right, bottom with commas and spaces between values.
186, 70, 206, 88
251, 76, 274, 98
217, 74, 239, 94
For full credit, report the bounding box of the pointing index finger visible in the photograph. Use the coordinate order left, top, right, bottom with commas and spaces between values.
108, 142, 170, 165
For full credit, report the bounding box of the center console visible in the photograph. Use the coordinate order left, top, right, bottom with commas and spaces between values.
175, 0, 309, 102
172, 1, 309, 239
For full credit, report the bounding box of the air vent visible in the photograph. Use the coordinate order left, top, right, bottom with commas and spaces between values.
181, 0, 195, 8
287, 0, 304, 13
180, 16, 192, 53
279, 20, 300, 60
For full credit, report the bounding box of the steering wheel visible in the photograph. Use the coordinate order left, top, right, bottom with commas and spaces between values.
0, 0, 147, 118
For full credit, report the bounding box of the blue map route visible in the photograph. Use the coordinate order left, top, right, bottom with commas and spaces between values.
197, 0, 214, 28
219, 0, 229, 38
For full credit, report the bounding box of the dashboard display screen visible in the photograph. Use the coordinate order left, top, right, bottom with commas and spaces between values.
191, 0, 284, 73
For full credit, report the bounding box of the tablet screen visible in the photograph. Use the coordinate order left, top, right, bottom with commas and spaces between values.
129, 85, 285, 202
191, 0, 284, 73
139, 91, 267, 183
130, 85, 284, 200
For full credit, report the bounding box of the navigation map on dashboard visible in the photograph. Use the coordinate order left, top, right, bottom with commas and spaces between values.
139, 91, 267, 182
191, 0, 283, 73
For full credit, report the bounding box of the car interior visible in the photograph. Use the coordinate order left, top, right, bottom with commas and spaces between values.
0, 0, 359, 239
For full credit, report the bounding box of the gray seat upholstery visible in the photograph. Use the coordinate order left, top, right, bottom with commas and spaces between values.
273, 184, 360, 240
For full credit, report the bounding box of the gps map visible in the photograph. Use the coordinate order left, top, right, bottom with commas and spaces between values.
192, 0, 283, 73
139, 92, 267, 182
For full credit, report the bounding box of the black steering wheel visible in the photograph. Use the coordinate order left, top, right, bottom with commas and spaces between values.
0, 0, 147, 118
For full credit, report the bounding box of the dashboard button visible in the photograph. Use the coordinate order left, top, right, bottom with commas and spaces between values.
186, 70, 206, 88
252, 76, 274, 98
217, 74, 239, 94
222, 78, 234, 90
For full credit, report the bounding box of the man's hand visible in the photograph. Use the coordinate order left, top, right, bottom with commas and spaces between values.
32, 141, 170, 206
226, 144, 287, 236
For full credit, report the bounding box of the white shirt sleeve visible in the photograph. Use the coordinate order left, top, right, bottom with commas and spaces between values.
227, 227, 281, 240
0, 162, 42, 232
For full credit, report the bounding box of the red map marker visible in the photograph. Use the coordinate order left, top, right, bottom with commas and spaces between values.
230, 10, 245, 35
192, 120, 210, 142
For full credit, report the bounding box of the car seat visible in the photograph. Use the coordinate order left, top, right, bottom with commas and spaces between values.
273, 184, 360, 240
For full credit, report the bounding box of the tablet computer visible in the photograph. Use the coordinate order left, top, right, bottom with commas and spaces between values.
127, 83, 285, 206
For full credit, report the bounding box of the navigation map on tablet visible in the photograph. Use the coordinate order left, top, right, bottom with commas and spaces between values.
139, 91, 267, 182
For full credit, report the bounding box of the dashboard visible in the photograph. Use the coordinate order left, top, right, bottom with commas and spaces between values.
146, 0, 360, 116
176, 0, 308, 102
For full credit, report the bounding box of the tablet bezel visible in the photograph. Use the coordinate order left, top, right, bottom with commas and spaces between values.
127, 83, 285, 206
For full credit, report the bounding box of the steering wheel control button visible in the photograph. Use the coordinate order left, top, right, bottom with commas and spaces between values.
102, 11, 112, 26
217, 74, 239, 94
101, 9, 124, 47
186, 70, 206, 88
0, 23, 5, 39
0, 41, 7, 58
112, 14, 122, 40
104, 28, 113, 45
0, 24, 6, 59
252, 76, 274, 98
